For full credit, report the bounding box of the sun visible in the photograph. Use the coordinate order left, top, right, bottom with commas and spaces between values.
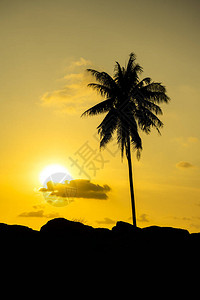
39, 164, 72, 185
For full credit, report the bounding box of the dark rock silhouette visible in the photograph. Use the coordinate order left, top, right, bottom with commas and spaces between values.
40, 217, 94, 235
112, 220, 142, 234
2, 218, 197, 292
0, 222, 38, 235
1, 218, 200, 263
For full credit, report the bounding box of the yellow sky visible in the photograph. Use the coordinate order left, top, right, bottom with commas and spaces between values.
0, 0, 200, 232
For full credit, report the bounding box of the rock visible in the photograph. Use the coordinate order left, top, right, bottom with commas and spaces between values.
112, 221, 141, 234
141, 225, 189, 241
40, 217, 94, 236
0, 218, 198, 260
0, 223, 38, 237
0, 223, 39, 258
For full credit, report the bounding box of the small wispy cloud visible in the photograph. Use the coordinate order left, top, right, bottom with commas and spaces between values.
96, 217, 116, 225
40, 57, 100, 114
18, 209, 60, 218
176, 161, 195, 169
173, 136, 199, 148
69, 57, 92, 69
138, 213, 149, 223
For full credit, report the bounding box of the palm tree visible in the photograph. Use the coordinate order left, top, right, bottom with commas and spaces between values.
81, 53, 170, 227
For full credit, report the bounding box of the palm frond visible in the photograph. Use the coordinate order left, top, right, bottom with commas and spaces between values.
135, 107, 163, 134
87, 69, 116, 90
116, 121, 127, 158
131, 63, 143, 75
81, 98, 114, 117
134, 94, 163, 115
87, 83, 111, 97
125, 64, 143, 89
140, 82, 170, 103
126, 52, 137, 71
129, 130, 142, 160
143, 100, 163, 115
128, 114, 142, 155
114, 61, 124, 83
135, 77, 152, 89
97, 109, 118, 148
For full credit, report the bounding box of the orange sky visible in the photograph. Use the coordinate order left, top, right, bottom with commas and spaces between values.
0, 0, 200, 232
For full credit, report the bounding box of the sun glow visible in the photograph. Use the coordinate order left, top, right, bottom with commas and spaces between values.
39, 164, 71, 185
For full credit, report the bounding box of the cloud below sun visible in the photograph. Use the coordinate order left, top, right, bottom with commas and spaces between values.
39, 179, 111, 201
19, 178, 111, 218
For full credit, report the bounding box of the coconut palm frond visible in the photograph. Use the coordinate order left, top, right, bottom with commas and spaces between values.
136, 106, 164, 134
135, 77, 152, 89
97, 109, 118, 148
87, 83, 111, 97
114, 61, 124, 84
140, 82, 170, 103
81, 98, 114, 117
125, 53, 143, 86
134, 93, 163, 115
87, 69, 116, 89
116, 121, 127, 158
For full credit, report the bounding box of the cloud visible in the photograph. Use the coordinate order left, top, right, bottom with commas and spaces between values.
176, 161, 195, 169
69, 57, 92, 68
172, 216, 191, 221
173, 136, 199, 148
96, 217, 116, 225
187, 137, 199, 144
40, 58, 101, 114
138, 214, 149, 223
18, 210, 60, 218
39, 179, 111, 200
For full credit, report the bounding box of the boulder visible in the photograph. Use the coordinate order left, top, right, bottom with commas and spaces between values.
40, 217, 94, 236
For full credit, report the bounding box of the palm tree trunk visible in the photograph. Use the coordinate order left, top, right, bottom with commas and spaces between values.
126, 137, 137, 227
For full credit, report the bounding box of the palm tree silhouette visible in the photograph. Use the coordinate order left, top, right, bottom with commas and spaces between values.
81, 53, 170, 227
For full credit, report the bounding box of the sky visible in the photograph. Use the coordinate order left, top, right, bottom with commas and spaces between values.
0, 0, 200, 232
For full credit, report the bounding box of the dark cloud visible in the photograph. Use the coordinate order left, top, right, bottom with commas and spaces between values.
138, 214, 149, 223
176, 161, 194, 169
96, 217, 116, 225
39, 179, 111, 200
18, 210, 60, 218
